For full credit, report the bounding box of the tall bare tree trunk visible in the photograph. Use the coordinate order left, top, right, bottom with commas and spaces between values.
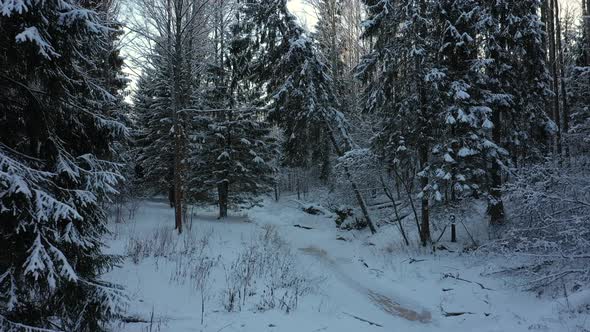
548, 0, 562, 153
218, 182, 228, 218
418, 144, 430, 246
582, 0, 590, 66
416, 0, 431, 246
555, 0, 568, 152
172, 0, 184, 234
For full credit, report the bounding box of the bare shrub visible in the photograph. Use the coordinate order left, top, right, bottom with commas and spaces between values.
125, 227, 177, 264
222, 225, 316, 313
484, 158, 590, 297
192, 256, 217, 324
126, 236, 150, 264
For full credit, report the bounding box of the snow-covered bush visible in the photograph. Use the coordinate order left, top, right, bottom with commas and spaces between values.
489, 158, 590, 296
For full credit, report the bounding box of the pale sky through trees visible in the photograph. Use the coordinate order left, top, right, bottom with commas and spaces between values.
122, 0, 585, 97
287, 0, 584, 32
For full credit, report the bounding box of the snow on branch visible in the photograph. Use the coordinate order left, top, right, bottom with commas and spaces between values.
0, 314, 62, 332
482, 158, 590, 293
15, 27, 60, 59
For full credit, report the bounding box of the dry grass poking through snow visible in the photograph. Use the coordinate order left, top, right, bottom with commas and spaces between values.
223, 225, 319, 313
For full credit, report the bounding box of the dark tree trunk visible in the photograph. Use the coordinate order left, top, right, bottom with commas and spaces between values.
172, 0, 185, 235
549, 0, 562, 153
489, 109, 505, 227
416, 0, 430, 247
555, 0, 568, 154
418, 144, 430, 246
588, 0, 590, 66
168, 186, 175, 208
218, 182, 228, 218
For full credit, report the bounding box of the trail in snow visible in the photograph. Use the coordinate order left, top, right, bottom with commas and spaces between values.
299, 245, 431, 323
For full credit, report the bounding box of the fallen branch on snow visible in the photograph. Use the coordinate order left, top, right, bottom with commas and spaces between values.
440, 305, 475, 317
342, 312, 383, 327
442, 273, 494, 291
294, 224, 313, 230
120, 315, 149, 323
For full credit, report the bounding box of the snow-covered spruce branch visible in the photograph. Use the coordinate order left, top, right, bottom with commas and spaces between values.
0, 314, 62, 332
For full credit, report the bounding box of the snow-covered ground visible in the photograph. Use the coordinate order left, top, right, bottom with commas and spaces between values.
105, 198, 589, 332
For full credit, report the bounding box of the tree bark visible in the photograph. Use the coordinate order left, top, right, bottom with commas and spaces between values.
554, 0, 568, 150
172, 0, 184, 234
548, 0, 562, 153
588, 0, 590, 65
489, 108, 505, 227
218, 182, 228, 218
418, 144, 430, 246
417, 0, 430, 247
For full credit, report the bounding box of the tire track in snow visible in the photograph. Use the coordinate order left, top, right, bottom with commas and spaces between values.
299, 246, 432, 324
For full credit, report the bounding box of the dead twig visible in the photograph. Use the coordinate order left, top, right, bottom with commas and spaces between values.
294, 224, 313, 230
440, 305, 475, 317
342, 312, 383, 327
402, 258, 426, 264
120, 315, 149, 323
442, 273, 494, 291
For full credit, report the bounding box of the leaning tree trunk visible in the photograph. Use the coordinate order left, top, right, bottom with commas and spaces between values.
324, 121, 377, 234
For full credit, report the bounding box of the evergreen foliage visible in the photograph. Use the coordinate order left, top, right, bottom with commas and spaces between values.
239, 0, 348, 166
0, 0, 127, 329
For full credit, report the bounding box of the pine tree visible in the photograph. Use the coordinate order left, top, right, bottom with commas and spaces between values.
482, 0, 553, 226
0, 0, 127, 329
239, 0, 377, 233
358, 0, 552, 240
134, 65, 176, 200
186, 0, 278, 218
131, 0, 211, 232
567, 2, 590, 142
192, 112, 278, 218
309, 0, 345, 181
358, 0, 441, 244
431, 0, 500, 204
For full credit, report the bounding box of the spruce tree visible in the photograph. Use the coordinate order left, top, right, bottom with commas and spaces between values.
192, 112, 278, 218
187, 0, 278, 218
482, 0, 553, 226
0, 0, 126, 329
239, 0, 377, 233
134, 65, 176, 200
358, 0, 441, 244
309, 0, 346, 181
567, 6, 590, 141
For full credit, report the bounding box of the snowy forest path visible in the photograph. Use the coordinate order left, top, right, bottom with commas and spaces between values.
298, 245, 432, 323
249, 198, 433, 326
